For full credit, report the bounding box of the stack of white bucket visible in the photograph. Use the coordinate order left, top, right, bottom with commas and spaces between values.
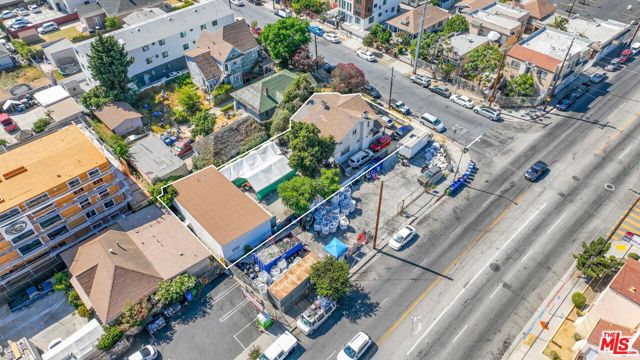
253, 257, 303, 296
312, 186, 356, 235
424, 142, 448, 172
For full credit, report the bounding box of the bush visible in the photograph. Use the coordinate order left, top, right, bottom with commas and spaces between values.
71, 33, 94, 43
248, 345, 262, 360
220, 103, 234, 113
32, 117, 51, 133
53, 271, 71, 293
77, 304, 92, 318
153, 274, 198, 306
67, 289, 83, 308
550, 350, 561, 360
0, 139, 7, 146
630, 253, 640, 260
97, 326, 123, 351
572, 292, 586, 309
104, 16, 121, 30
120, 299, 150, 329
574, 332, 583, 341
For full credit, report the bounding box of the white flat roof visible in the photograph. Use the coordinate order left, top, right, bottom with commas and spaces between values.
33, 85, 70, 107
520, 27, 591, 60
470, 10, 522, 31
484, 3, 529, 19
449, 34, 490, 57
565, 18, 629, 45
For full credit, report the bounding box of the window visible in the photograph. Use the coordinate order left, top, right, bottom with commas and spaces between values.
47, 225, 69, 241
510, 60, 520, 70
88, 168, 100, 179
211, 20, 217, 26
18, 239, 43, 256
73, 186, 85, 195
383, 0, 386, 4
0, 208, 21, 223
537, 70, 548, 79
67, 178, 81, 189
103, 199, 115, 209
92, 222, 106, 231
92, 178, 103, 185
142, 45, 149, 52
183, 43, 189, 50
200, 24, 206, 30
37, 212, 62, 230
159, 39, 166, 46
162, 51, 169, 58
85, 209, 97, 220
77, 196, 91, 209
146, 57, 153, 65
180, 31, 187, 38
25, 193, 50, 209
96, 185, 109, 200
378, 12, 381, 17
352, 129, 357, 135
10, 229, 35, 245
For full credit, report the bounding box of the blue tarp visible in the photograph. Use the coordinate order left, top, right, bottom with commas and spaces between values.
324, 237, 348, 259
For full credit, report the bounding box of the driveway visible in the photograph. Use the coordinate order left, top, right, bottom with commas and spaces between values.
124, 275, 262, 360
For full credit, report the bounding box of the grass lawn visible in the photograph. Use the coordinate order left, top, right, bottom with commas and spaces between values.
0, 66, 48, 95
41, 27, 82, 42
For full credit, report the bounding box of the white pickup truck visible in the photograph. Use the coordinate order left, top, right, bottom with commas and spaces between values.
260, 331, 298, 360
296, 297, 337, 335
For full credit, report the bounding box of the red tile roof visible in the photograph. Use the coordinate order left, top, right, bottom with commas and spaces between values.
610, 259, 640, 305
507, 44, 561, 72
587, 319, 633, 346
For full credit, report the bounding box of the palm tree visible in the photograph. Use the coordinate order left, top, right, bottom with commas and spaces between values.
549, 16, 568, 31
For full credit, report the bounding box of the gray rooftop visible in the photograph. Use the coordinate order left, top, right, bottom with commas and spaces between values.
448, 34, 490, 58
122, 7, 166, 25
41, 38, 74, 55
129, 134, 187, 183
97, 0, 164, 17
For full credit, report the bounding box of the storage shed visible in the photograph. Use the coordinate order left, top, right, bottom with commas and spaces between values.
268, 252, 319, 312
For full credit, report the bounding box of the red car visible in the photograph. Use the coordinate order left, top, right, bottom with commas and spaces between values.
0, 114, 18, 133
620, 49, 633, 63
251, 26, 262, 36
369, 135, 391, 152
172, 138, 193, 157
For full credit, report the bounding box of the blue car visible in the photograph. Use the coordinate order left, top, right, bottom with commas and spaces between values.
555, 93, 579, 111
308, 26, 324, 36
393, 125, 414, 140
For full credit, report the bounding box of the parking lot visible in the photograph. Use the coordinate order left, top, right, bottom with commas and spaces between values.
2, 6, 67, 29
123, 275, 262, 360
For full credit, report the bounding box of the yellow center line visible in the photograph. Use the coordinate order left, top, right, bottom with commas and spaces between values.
376, 192, 525, 344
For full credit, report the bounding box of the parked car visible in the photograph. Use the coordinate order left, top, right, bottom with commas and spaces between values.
28, 4, 41, 12
393, 125, 414, 139
172, 138, 193, 157
391, 100, 410, 115
337, 332, 372, 360
363, 84, 380, 99
37, 22, 59, 34
450, 94, 474, 109
410, 75, 431, 88
128, 345, 158, 360
590, 72, 606, 84
430, 85, 451, 98
388, 225, 417, 250
296, 298, 337, 335
14, 7, 28, 16
620, 49, 633, 63
274, 9, 292, 17
1, 114, 18, 133
1, 10, 13, 19
260, 331, 298, 360
11, 17, 30, 25
230, 0, 244, 5
381, 115, 394, 128
369, 135, 391, 152
348, 149, 374, 168
473, 105, 501, 121
10, 22, 28, 30
8, 281, 53, 312
524, 161, 548, 182
308, 25, 324, 36
632, 42, 640, 56
605, 58, 622, 72
251, 26, 262, 35
356, 50, 376, 62
323, 32, 340, 43
555, 92, 579, 111
419, 112, 445, 133
167, 71, 181, 78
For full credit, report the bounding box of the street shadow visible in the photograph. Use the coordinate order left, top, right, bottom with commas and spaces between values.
338, 284, 380, 323
465, 184, 519, 205
361, 342, 379, 360
379, 250, 453, 281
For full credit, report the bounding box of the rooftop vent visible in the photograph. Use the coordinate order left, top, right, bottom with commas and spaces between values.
3, 166, 27, 180
631, 286, 637, 293
108, 248, 115, 254
362, 111, 369, 119
321, 99, 329, 109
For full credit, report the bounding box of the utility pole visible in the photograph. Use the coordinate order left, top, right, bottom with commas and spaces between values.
628, 18, 640, 50
488, 49, 507, 106
544, 36, 575, 111
228, 0, 231, 8
372, 180, 384, 250
566, 0, 579, 16
387, 66, 394, 109
314, 33, 318, 61
412, 3, 428, 74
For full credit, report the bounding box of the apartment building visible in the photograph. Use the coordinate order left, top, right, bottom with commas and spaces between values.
0, 125, 129, 302
73, 0, 235, 87
337, 0, 400, 31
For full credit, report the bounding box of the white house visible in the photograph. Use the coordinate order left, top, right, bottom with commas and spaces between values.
291, 92, 384, 164
73, 0, 235, 87
45, 0, 96, 14
337, 0, 400, 31
172, 166, 274, 262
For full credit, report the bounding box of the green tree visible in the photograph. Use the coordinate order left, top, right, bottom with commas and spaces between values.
80, 86, 112, 110
504, 73, 535, 97
67, 289, 83, 308
363, 34, 375, 48
573, 237, 623, 280
463, 44, 502, 81
32, 117, 51, 133
429, 0, 440, 5
120, 299, 150, 329
291, 0, 327, 14
278, 175, 319, 215
269, 108, 292, 137
367, 24, 392, 50
104, 16, 121, 30
191, 110, 216, 138
77, 304, 92, 318
260, 18, 311, 64
0, 139, 7, 146
11, 40, 37, 60
410, 32, 443, 60
212, 83, 234, 98
97, 326, 123, 351
192, 154, 214, 170
53, 271, 71, 292
571, 292, 586, 309
330, 63, 366, 94
442, 14, 469, 34
148, 181, 178, 205
309, 256, 351, 300
110, 136, 130, 160
87, 33, 134, 101
153, 274, 197, 306
280, 74, 315, 113
178, 85, 202, 116
317, 168, 341, 197
287, 122, 335, 176
549, 16, 568, 31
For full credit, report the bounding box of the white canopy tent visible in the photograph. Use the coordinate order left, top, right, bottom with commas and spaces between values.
42, 319, 104, 360
33, 85, 70, 107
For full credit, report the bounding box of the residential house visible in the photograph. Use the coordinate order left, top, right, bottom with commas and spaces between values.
61, 205, 212, 324
45, 0, 96, 14
0, 124, 130, 302
73, 0, 235, 87
402, 0, 455, 9
93, 101, 143, 136
230, 70, 298, 121
77, 3, 107, 31
466, 7, 526, 45
34, 85, 71, 107
290, 92, 383, 164
41, 39, 79, 75
17, 28, 42, 45
45, 97, 86, 125
172, 166, 274, 262
0, 46, 14, 71
385, 4, 450, 38
445, 33, 490, 64
185, 19, 271, 91
92, 0, 165, 18
519, 0, 555, 31
505, 27, 592, 97
576, 259, 640, 359
41, 319, 104, 360
336, 0, 400, 31
564, 17, 630, 62
129, 134, 189, 184
455, 0, 495, 14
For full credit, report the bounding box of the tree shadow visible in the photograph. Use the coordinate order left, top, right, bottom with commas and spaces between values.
338, 284, 379, 323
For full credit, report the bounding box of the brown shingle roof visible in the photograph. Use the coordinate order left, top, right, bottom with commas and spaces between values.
93, 101, 142, 131
191, 51, 222, 81
587, 319, 633, 346
520, 0, 555, 20
507, 44, 561, 72
173, 167, 272, 246
291, 93, 378, 141
456, 0, 495, 13
610, 259, 640, 306
222, 20, 258, 52
386, 5, 450, 35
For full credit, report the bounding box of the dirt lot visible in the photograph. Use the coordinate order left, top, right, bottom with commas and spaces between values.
0, 66, 49, 99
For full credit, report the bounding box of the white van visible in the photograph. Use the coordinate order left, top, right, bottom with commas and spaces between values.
348, 149, 373, 168
420, 112, 446, 133
632, 42, 640, 56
